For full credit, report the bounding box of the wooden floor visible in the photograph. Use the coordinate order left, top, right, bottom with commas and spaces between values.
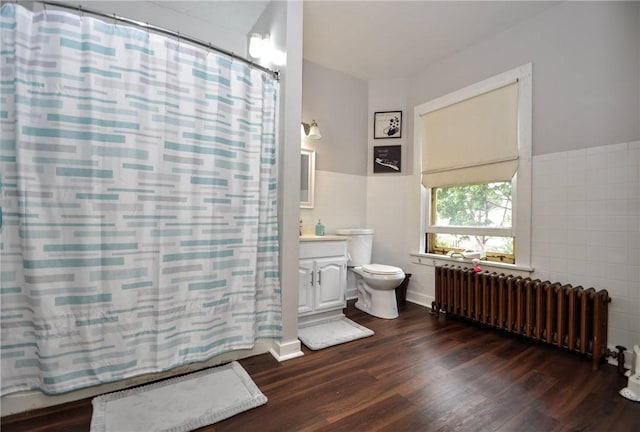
2, 301, 638, 432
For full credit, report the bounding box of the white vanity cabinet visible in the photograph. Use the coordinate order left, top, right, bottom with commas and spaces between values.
298, 237, 347, 322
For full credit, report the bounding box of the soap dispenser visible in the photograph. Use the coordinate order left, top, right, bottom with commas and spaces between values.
315, 219, 324, 236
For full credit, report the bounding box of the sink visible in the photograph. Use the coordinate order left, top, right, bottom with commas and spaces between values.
299, 235, 345, 242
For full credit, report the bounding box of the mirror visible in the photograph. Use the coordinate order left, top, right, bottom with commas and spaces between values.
300, 148, 315, 208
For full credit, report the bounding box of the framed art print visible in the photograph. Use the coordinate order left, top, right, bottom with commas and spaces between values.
374, 111, 402, 139
373, 145, 401, 173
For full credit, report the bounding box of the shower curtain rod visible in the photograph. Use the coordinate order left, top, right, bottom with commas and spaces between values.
37, 1, 280, 81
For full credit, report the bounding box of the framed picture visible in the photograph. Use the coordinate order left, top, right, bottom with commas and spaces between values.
374, 111, 402, 139
373, 145, 401, 173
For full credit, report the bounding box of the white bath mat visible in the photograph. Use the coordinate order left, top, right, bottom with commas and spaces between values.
90, 361, 266, 432
298, 317, 374, 350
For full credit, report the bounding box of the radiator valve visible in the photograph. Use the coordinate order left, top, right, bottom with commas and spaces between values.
606, 345, 627, 374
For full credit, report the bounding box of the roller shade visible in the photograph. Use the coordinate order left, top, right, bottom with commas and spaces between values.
421, 82, 518, 188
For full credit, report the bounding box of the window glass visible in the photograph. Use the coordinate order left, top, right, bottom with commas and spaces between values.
431, 234, 514, 255
429, 182, 515, 262
433, 182, 512, 228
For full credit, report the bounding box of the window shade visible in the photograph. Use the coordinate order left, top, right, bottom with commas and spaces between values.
421, 82, 518, 188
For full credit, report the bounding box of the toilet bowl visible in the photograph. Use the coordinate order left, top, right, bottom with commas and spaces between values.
335, 228, 406, 320
353, 264, 405, 319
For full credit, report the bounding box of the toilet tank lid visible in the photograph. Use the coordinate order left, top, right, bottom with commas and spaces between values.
335, 228, 374, 235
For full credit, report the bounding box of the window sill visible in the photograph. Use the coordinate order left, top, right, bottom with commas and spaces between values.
409, 252, 533, 274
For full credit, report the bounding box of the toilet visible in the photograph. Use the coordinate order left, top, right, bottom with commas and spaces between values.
335, 228, 405, 319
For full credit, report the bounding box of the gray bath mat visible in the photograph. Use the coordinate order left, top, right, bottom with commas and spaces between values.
298, 317, 374, 350
90, 361, 266, 432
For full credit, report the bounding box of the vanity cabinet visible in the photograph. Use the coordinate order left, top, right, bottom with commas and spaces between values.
298, 238, 347, 320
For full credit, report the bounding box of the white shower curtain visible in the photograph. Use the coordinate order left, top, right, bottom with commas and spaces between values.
0, 4, 281, 395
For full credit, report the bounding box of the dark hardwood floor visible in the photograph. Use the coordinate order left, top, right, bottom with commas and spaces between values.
2, 301, 638, 431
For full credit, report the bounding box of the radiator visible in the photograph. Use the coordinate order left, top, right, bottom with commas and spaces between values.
433, 265, 611, 370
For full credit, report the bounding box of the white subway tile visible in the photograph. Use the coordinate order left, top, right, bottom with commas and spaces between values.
610, 311, 630, 331
566, 171, 587, 187
606, 167, 629, 184
587, 145, 607, 155
606, 142, 629, 153
567, 215, 587, 230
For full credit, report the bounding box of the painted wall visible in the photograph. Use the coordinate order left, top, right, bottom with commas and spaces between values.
54, 1, 249, 56
366, 1, 640, 364
405, 1, 640, 162
367, 78, 411, 269
300, 61, 368, 235
302, 61, 368, 175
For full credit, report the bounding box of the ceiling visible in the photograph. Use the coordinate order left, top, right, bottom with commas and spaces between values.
138, 1, 559, 81
302, 1, 559, 80
147, 0, 270, 35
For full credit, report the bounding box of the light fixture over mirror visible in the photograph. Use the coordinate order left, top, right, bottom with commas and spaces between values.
301, 120, 322, 140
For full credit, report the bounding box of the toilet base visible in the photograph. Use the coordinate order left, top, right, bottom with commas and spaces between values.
355, 285, 398, 319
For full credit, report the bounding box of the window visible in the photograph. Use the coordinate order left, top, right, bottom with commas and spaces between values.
429, 182, 515, 263
415, 64, 532, 266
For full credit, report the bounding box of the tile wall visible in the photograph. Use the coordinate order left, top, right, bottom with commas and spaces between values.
531, 141, 640, 352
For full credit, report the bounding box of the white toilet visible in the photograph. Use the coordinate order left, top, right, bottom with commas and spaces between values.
335, 228, 405, 319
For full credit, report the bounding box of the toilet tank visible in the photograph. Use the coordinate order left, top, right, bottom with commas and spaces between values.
335, 228, 373, 266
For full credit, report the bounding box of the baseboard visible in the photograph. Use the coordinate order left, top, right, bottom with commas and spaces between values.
269, 339, 304, 362
298, 309, 344, 326
0, 341, 272, 417
405, 290, 434, 309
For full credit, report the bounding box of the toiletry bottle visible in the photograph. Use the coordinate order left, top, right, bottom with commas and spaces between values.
315, 219, 324, 236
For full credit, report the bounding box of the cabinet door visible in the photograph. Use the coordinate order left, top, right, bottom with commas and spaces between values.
298, 259, 315, 315
315, 257, 346, 311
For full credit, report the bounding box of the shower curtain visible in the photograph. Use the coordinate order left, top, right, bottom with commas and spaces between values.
0, 4, 281, 395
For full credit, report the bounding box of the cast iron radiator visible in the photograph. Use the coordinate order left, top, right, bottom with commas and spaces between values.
433, 265, 611, 370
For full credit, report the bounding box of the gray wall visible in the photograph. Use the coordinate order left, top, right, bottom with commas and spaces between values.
302, 60, 368, 175
407, 1, 640, 166
55, 1, 248, 56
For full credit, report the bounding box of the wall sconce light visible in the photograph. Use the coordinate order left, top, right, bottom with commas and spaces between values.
249, 33, 286, 66
301, 120, 322, 140
249, 33, 266, 59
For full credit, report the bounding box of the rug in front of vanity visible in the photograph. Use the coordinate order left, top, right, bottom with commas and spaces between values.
90, 361, 266, 432
298, 317, 374, 350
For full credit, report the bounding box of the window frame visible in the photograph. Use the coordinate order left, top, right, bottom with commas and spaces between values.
414, 64, 532, 267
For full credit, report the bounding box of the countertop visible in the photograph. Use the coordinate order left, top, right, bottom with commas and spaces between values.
299, 235, 346, 242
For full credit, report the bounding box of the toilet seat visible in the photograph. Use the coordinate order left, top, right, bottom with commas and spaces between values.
361, 264, 403, 276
